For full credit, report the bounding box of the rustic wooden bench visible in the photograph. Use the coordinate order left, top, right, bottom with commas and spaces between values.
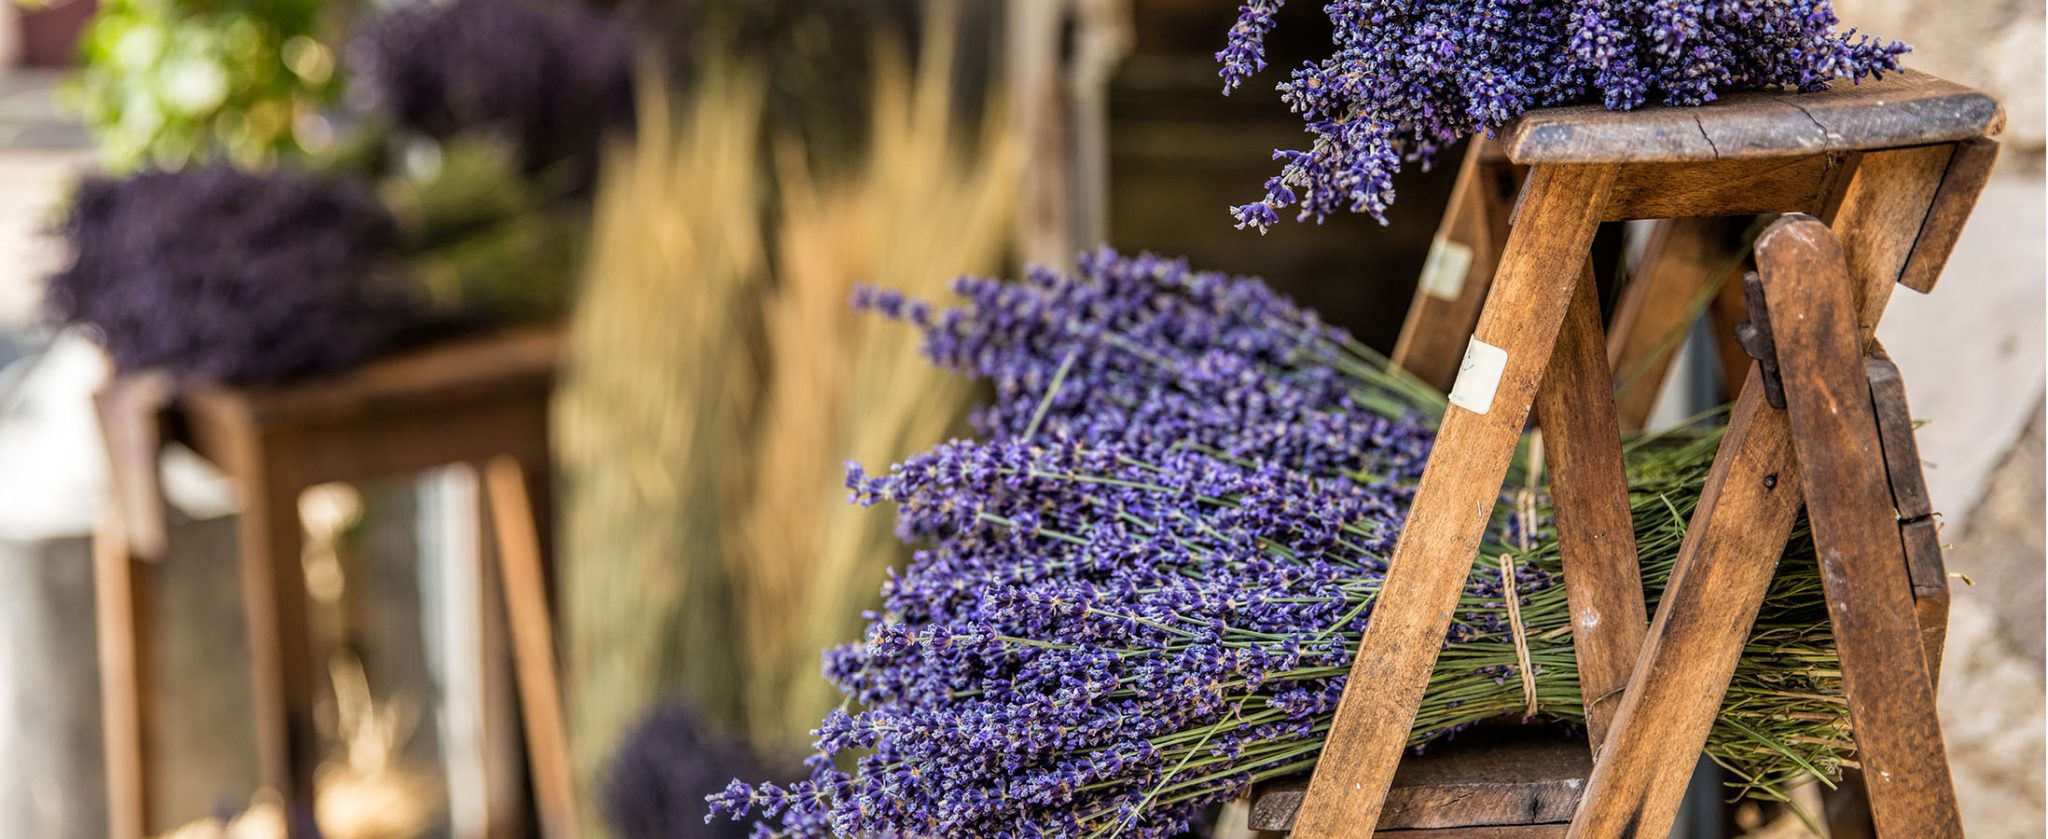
92, 326, 577, 838
1266, 69, 2000, 838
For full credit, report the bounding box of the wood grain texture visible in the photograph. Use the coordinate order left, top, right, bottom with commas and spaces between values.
1707, 265, 1757, 403
1757, 215, 1962, 839
1566, 370, 1804, 839
1393, 141, 1522, 392
1866, 356, 1933, 521
1821, 146, 1957, 341
1866, 354, 1949, 682
1250, 729, 1591, 832
1606, 217, 1744, 432
1604, 153, 1849, 220
1293, 164, 1615, 838
1535, 268, 1648, 752
1500, 70, 2003, 164
1899, 139, 2000, 294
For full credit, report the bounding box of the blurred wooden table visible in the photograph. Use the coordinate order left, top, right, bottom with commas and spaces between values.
93, 325, 576, 838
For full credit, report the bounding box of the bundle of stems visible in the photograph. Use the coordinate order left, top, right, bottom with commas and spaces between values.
712, 251, 1853, 837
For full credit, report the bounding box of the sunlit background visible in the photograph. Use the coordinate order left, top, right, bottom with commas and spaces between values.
0, 1, 2039, 838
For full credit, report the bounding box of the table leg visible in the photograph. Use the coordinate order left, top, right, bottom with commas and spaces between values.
485, 455, 578, 839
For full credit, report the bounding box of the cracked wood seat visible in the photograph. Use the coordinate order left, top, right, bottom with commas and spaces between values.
1500, 69, 2002, 163
1249, 727, 1591, 837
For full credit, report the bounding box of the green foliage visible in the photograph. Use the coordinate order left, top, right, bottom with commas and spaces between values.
71, 0, 341, 169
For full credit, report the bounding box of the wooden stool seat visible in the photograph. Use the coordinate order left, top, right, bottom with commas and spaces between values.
93, 326, 578, 838
1500, 70, 2003, 164
1249, 728, 1590, 837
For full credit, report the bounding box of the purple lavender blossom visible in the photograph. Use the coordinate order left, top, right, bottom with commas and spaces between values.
606, 706, 759, 839
1220, 0, 1910, 229
45, 166, 416, 384
349, 0, 636, 175
713, 250, 1847, 837
709, 251, 1556, 837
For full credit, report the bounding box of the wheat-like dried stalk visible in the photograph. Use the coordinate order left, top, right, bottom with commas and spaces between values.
555, 63, 769, 818
741, 11, 1022, 750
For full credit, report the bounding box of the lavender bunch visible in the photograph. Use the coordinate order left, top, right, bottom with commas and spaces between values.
709, 249, 1851, 837
607, 706, 765, 839
46, 166, 416, 384
1219, 0, 1909, 229
349, 0, 635, 175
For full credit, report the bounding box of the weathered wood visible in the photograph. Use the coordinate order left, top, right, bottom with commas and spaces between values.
1604, 153, 1851, 220
1757, 215, 1962, 839
485, 455, 580, 839
1500, 70, 2004, 164
1293, 163, 1616, 838
1535, 267, 1647, 752
1899, 518, 1950, 683
1821, 146, 1957, 340
1607, 217, 1744, 432
1707, 262, 1757, 402
1898, 139, 2000, 293
1250, 730, 1591, 832
1566, 370, 1803, 839
1866, 354, 1949, 683
1392, 141, 1522, 392
1377, 828, 1566, 838
1866, 356, 1934, 521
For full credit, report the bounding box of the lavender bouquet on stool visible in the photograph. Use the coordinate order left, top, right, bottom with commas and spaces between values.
1219, 0, 1908, 229
711, 249, 1850, 837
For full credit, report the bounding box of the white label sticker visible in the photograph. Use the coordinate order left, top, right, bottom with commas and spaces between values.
1449, 337, 1508, 415
1419, 238, 1474, 301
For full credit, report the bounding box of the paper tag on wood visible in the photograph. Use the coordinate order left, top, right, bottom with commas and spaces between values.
1449, 337, 1508, 415
1419, 238, 1474, 301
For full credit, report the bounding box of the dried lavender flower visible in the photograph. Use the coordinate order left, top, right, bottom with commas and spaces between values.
1221, 0, 1910, 229
709, 250, 1852, 837
46, 166, 415, 384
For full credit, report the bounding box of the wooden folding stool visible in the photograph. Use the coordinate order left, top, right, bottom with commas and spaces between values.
93, 327, 579, 838
1250, 70, 2001, 838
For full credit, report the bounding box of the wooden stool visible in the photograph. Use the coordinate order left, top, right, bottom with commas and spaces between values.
1265, 70, 2001, 838
92, 326, 578, 839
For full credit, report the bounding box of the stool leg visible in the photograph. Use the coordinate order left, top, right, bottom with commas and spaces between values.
1391, 140, 1521, 393
1756, 216, 1962, 838
1535, 265, 1648, 754
1293, 162, 1616, 838
235, 451, 318, 834
484, 455, 579, 839
94, 509, 152, 839
1606, 217, 1748, 433
1567, 367, 1804, 839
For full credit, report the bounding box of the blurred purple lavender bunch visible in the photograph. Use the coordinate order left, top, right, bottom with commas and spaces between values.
606, 706, 761, 839
349, 0, 636, 175
1219, 0, 1910, 230
45, 166, 417, 384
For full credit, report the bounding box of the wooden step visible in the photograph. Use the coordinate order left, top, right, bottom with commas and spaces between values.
1246, 726, 1590, 835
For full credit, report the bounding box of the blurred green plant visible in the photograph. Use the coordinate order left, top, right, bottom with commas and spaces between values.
69, 0, 342, 169
380, 136, 588, 324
